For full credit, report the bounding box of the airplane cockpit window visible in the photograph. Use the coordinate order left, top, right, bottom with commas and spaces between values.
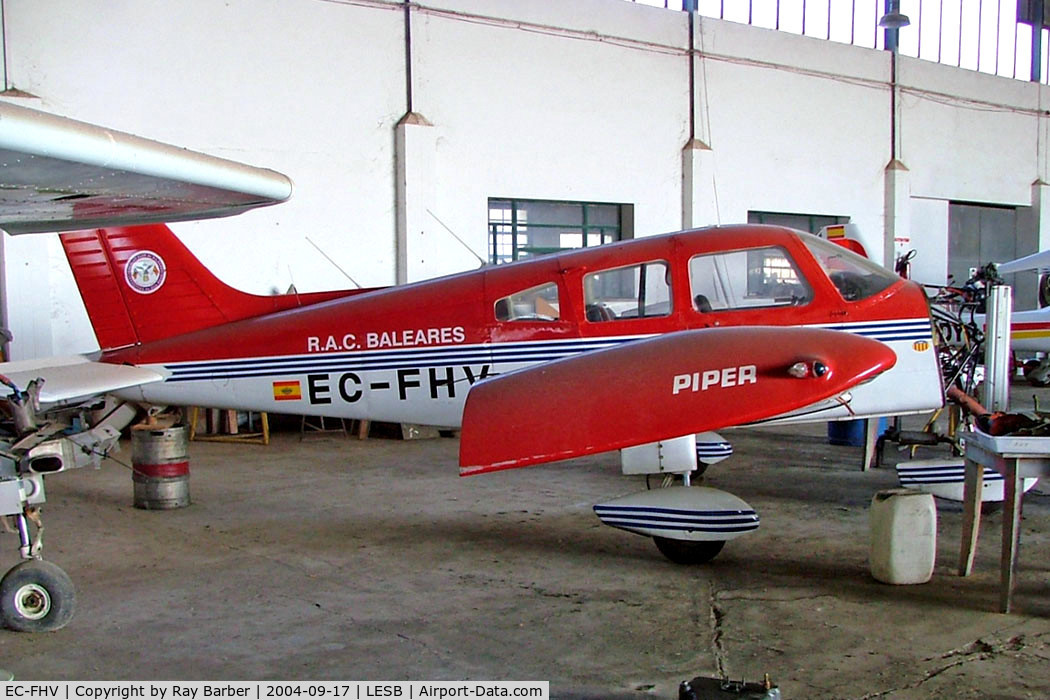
583, 261, 671, 322
689, 246, 811, 311
800, 235, 897, 302
494, 282, 560, 322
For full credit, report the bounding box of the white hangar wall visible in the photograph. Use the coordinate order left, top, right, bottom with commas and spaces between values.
898, 58, 1044, 286
402, 0, 690, 281
0, 0, 1044, 358
691, 19, 891, 240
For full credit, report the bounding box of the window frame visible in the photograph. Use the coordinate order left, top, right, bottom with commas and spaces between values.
488, 198, 628, 265
493, 281, 562, 323
688, 245, 813, 313
582, 259, 673, 322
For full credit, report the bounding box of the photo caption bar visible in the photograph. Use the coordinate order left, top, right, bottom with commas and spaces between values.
1, 682, 549, 700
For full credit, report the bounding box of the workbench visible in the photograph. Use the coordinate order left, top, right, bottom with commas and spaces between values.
958, 428, 1050, 613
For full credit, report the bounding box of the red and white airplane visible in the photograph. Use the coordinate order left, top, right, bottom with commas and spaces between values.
0, 102, 945, 632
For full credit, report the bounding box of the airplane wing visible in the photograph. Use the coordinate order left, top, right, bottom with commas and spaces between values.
0, 101, 292, 234
459, 326, 897, 475
0, 355, 165, 405
996, 250, 1050, 275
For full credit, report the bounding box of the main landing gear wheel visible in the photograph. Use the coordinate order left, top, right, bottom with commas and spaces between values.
653, 537, 725, 565
0, 559, 75, 632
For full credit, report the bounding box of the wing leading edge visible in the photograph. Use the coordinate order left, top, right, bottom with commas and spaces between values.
0, 101, 292, 234
458, 326, 897, 475
0, 355, 165, 405
997, 249, 1050, 275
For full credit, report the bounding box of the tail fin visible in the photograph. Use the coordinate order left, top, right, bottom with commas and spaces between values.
819, 223, 870, 258
61, 224, 362, 350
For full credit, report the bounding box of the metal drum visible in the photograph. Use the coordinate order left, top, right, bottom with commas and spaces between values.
131, 425, 190, 509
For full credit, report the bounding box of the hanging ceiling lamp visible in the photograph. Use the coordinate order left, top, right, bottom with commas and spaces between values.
879, 0, 911, 29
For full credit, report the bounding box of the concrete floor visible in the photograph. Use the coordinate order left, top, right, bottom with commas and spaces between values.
3, 394, 1050, 698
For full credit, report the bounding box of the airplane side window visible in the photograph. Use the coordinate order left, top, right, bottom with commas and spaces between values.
583, 261, 671, 322
688, 247, 811, 311
494, 282, 560, 322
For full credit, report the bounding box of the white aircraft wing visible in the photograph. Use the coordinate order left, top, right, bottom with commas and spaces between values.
0, 356, 165, 405
0, 101, 292, 234
996, 249, 1050, 275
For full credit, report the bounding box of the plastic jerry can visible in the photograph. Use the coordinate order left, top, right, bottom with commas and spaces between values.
869, 489, 936, 585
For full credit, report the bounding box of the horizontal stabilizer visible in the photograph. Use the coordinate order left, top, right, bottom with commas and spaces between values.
459, 327, 896, 475
0, 102, 292, 234
0, 356, 164, 405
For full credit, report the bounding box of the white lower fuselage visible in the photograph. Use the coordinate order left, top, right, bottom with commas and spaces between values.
117, 317, 943, 432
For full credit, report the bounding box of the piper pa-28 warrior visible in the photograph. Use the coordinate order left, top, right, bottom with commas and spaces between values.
0, 102, 945, 632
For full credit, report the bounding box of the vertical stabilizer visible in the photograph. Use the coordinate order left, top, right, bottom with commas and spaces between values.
60, 225, 364, 351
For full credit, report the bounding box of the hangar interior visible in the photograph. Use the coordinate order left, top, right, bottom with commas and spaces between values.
2, 0, 1049, 359
1, 0, 1050, 697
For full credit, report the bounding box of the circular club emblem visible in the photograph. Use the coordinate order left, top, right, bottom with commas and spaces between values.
124, 250, 166, 295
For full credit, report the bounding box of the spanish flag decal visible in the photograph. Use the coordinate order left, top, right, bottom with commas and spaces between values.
273, 380, 302, 401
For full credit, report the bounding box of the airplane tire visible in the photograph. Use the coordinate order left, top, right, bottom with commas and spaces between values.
0, 560, 76, 632
1023, 360, 1050, 387
653, 537, 725, 565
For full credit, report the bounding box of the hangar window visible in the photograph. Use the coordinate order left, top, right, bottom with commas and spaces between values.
494, 282, 560, 322
689, 247, 810, 311
583, 261, 670, 322
748, 210, 850, 234
488, 199, 632, 264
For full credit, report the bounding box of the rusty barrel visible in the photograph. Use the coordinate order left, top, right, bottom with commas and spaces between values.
131, 425, 190, 509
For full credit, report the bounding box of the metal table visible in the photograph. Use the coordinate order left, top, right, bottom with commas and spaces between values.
958, 428, 1050, 613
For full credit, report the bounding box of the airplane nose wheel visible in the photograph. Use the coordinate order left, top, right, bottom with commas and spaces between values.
0, 559, 75, 632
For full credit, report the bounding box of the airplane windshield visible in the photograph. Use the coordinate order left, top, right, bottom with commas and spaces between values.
801, 235, 898, 302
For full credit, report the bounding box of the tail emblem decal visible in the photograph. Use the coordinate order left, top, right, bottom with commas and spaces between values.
124, 250, 166, 295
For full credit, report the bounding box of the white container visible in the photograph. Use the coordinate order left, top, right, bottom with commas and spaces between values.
869, 489, 936, 585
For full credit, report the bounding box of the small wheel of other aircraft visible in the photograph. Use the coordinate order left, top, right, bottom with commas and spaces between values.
0, 559, 76, 632
1023, 359, 1050, 387
653, 537, 725, 565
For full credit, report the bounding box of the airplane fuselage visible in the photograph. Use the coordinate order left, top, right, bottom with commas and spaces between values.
102, 226, 944, 429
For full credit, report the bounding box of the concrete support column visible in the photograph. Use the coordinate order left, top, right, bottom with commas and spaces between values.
883, 158, 910, 269
681, 138, 716, 230
1032, 180, 1050, 253
394, 111, 434, 285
